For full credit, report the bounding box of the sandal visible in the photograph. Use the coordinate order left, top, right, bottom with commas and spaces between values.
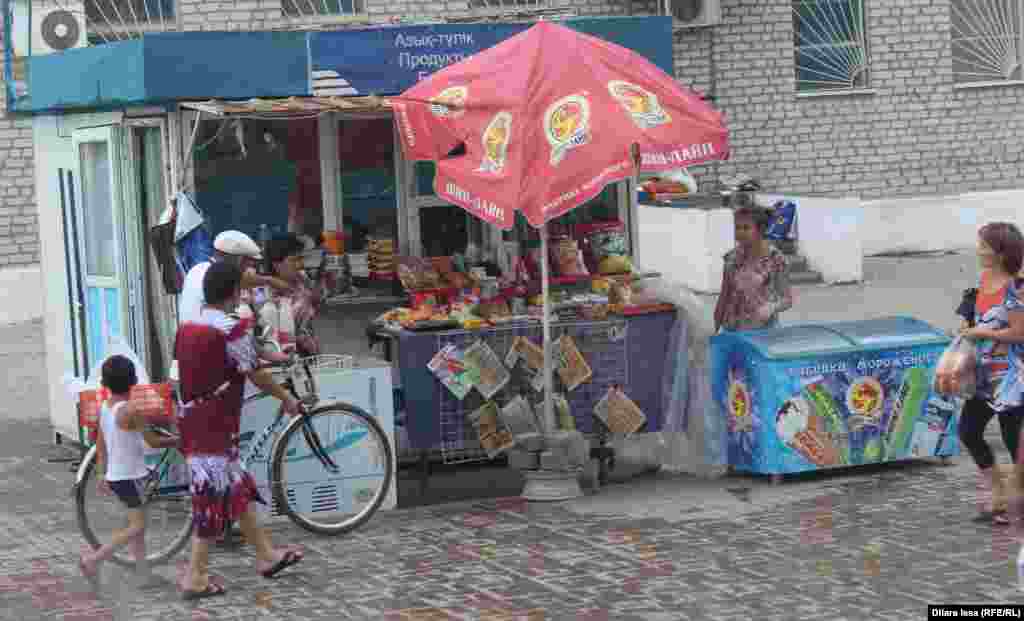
181, 582, 227, 601
260, 549, 304, 579
993, 511, 1011, 526
79, 557, 100, 592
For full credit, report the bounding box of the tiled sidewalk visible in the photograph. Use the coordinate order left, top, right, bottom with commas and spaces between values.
0, 419, 1020, 621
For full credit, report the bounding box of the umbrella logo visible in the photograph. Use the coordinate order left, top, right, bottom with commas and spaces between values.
607, 81, 670, 129
544, 94, 591, 165
477, 111, 512, 174
430, 86, 468, 119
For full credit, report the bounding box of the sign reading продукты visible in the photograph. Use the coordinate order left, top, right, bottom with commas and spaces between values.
929, 606, 1024, 618
308, 17, 673, 97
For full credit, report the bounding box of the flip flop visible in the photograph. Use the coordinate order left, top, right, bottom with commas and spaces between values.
181, 582, 227, 601
260, 549, 304, 579
79, 557, 100, 592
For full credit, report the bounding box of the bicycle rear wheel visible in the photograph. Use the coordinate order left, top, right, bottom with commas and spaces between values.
270, 404, 394, 536
75, 447, 194, 567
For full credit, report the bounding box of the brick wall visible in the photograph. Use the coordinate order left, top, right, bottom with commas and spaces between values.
668, 0, 1024, 200
0, 23, 38, 269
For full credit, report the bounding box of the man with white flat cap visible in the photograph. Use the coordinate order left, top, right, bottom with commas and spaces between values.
178, 230, 289, 325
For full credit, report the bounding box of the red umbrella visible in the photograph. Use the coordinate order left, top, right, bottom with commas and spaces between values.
393, 21, 730, 447
394, 20, 730, 230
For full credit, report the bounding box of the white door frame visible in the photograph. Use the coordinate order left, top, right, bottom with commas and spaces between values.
121, 116, 173, 372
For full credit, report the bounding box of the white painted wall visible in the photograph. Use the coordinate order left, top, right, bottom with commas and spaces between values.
0, 266, 43, 323
861, 190, 1024, 256
637, 194, 865, 293
759, 194, 864, 285
635, 205, 734, 293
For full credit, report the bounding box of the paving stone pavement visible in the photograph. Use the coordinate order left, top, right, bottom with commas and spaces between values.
3, 254, 1022, 620
0, 415, 1022, 621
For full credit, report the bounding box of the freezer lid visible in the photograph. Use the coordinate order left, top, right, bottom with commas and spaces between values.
826, 316, 949, 348
738, 326, 857, 359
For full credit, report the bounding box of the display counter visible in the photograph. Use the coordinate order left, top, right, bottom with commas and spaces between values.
374, 311, 678, 459
711, 317, 956, 475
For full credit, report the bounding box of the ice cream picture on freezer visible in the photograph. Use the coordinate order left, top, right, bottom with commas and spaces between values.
776, 397, 841, 467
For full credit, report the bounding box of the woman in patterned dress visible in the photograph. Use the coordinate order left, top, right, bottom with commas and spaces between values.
258, 233, 325, 357
714, 201, 794, 333
958, 222, 1024, 525
174, 262, 305, 600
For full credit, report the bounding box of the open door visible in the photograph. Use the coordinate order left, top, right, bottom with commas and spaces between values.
72, 125, 139, 372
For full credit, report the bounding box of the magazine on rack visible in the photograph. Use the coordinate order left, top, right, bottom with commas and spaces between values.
427, 344, 478, 400
463, 340, 511, 400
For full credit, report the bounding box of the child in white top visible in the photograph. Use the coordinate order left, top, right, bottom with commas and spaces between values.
79, 355, 174, 589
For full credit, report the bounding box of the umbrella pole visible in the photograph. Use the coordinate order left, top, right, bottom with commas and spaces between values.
520, 224, 582, 502
541, 224, 555, 433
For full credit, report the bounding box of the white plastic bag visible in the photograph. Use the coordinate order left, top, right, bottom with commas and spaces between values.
933, 335, 977, 399
62, 337, 151, 401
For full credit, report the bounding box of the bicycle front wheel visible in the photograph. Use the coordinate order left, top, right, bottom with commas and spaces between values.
75, 447, 194, 567
270, 404, 394, 536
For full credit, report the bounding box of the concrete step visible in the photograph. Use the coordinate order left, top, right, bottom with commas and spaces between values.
791, 269, 824, 285
786, 253, 809, 272
784, 253, 823, 284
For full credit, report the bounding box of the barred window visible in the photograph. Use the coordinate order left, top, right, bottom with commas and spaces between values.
792, 0, 870, 92
951, 0, 1022, 84
282, 0, 365, 18
86, 0, 176, 44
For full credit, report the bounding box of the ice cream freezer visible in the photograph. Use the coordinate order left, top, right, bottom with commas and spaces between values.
237, 358, 397, 520
710, 317, 958, 475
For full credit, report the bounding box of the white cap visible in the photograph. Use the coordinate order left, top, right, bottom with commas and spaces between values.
214, 231, 262, 260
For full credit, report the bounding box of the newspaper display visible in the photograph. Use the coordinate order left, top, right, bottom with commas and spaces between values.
427, 343, 478, 400
463, 339, 511, 400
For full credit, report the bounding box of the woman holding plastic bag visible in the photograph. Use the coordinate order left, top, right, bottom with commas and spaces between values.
953, 223, 1024, 525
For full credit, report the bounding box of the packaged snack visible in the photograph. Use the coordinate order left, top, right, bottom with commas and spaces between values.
593, 386, 647, 434
500, 395, 540, 436
557, 335, 592, 392
469, 401, 515, 458
577, 221, 628, 273
397, 256, 442, 292
551, 236, 590, 278
598, 255, 633, 276
554, 393, 575, 431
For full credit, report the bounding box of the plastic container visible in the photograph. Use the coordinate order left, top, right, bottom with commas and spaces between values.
322, 230, 346, 255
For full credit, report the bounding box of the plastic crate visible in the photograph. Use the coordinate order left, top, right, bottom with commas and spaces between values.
78, 383, 176, 437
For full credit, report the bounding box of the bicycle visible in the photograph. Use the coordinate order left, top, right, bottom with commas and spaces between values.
73, 355, 395, 566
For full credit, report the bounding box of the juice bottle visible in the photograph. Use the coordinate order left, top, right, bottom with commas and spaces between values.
883, 367, 929, 460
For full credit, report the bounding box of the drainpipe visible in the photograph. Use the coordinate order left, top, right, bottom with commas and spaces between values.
2, 0, 12, 110
708, 25, 720, 191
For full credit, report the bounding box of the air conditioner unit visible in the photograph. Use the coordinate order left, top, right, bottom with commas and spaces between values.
663, 0, 721, 29
10, 0, 87, 57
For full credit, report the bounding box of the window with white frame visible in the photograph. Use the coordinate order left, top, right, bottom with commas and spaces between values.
792, 0, 870, 92
86, 0, 176, 43
951, 0, 1022, 84
281, 0, 364, 18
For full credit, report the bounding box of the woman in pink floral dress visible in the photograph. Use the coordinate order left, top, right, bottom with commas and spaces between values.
714, 203, 794, 333
259, 233, 325, 356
